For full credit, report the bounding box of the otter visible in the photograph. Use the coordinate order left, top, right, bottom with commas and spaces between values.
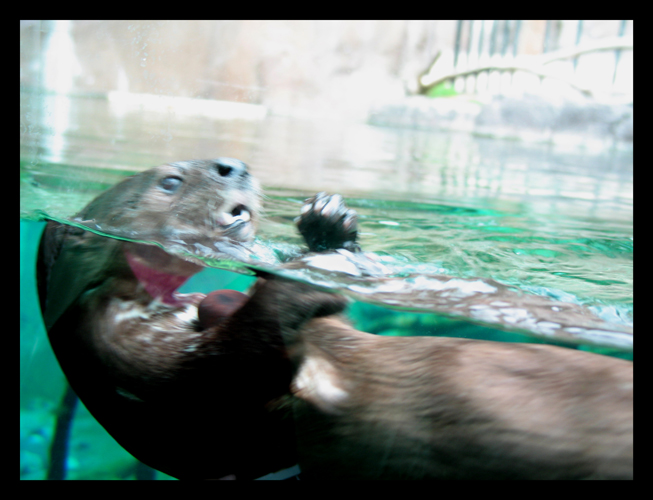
38, 158, 633, 480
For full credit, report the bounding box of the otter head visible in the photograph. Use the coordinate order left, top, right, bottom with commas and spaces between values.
77, 158, 261, 246
39, 158, 261, 328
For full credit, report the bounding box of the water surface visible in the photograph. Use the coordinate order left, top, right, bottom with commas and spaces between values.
20, 92, 632, 479
20, 93, 633, 349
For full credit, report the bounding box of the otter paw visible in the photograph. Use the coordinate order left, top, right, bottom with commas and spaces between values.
296, 192, 360, 253
247, 277, 349, 334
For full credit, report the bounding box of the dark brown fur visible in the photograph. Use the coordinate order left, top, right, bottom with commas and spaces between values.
38, 159, 633, 479
245, 278, 633, 480
38, 159, 299, 479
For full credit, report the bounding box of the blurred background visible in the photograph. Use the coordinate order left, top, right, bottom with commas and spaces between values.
20, 20, 632, 203
20, 21, 633, 480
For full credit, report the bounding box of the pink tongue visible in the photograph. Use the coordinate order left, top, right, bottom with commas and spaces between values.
124, 249, 192, 305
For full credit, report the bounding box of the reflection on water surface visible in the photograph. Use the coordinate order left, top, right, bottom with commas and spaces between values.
21, 92, 632, 350
20, 92, 632, 480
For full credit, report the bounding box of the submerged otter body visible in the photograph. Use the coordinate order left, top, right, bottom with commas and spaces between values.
38, 159, 633, 480
38, 159, 300, 479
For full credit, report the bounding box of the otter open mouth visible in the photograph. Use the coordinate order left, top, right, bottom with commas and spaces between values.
123, 246, 201, 306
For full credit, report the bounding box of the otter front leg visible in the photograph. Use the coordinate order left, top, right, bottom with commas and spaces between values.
197, 192, 357, 353
192, 277, 349, 411
223, 277, 349, 351
296, 192, 360, 252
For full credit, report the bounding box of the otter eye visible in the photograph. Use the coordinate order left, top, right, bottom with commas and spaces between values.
159, 176, 182, 193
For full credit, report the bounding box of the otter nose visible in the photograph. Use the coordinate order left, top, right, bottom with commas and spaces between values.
213, 158, 248, 178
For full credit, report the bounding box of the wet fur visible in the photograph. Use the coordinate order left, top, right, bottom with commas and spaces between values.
235, 277, 633, 480
38, 159, 633, 479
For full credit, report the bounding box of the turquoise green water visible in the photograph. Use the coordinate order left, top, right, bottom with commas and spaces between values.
21, 161, 633, 479
20, 169, 633, 479
20, 186, 633, 478
20, 96, 632, 479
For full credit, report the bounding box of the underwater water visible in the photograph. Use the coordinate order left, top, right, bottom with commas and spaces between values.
20, 93, 632, 479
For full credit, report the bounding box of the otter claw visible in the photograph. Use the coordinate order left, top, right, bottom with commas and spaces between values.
297, 193, 360, 253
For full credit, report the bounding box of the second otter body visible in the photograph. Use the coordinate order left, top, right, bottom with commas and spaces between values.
38, 159, 633, 479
